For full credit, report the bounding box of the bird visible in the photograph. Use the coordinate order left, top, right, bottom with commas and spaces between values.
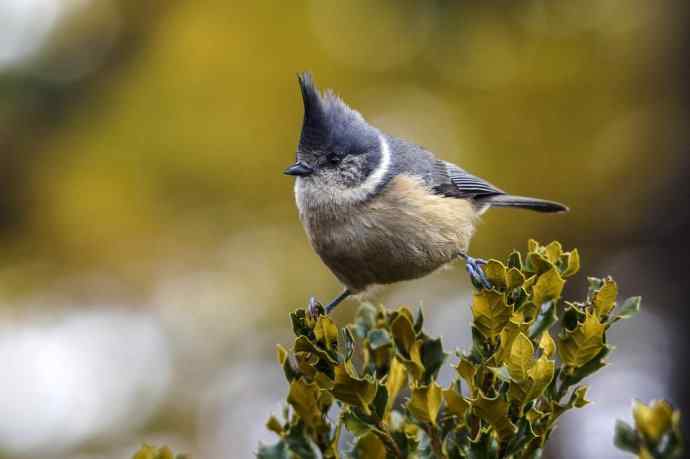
285, 73, 568, 315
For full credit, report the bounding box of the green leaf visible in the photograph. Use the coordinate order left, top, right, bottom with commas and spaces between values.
507, 250, 523, 270
593, 277, 618, 317
408, 382, 443, 425
532, 268, 565, 306
471, 291, 512, 340
420, 336, 447, 382
613, 420, 640, 454
558, 310, 605, 368
528, 302, 557, 340
290, 309, 313, 338
367, 329, 392, 350
354, 303, 379, 338
256, 441, 290, 459
614, 296, 641, 322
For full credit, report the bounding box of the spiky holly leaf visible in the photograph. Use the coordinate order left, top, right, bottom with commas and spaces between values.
532, 267, 565, 306
505, 332, 535, 382
633, 400, 675, 443
558, 310, 605, 368
538, 331, 556, 358
331, 364, 377, 411
473, 391, 518, 441
472, 290, 512, 340
443, 387, 470, 421
408, 382, 443, 425
384, 358, 407, 416
287, 378, 323, 429
593, 277, 618, 317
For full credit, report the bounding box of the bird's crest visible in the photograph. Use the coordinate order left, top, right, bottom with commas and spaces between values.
297, 72, 374, 154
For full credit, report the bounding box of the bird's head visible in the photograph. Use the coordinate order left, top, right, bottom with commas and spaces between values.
285, 73, 386, 195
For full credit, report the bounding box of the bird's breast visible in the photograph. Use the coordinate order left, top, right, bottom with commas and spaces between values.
296, 175, 479, 291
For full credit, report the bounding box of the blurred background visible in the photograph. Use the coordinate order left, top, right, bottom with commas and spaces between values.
0, 1, 688, 458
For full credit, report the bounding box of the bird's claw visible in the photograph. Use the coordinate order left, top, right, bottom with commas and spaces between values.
307, 297, 325, 320
465, 256, 492, 290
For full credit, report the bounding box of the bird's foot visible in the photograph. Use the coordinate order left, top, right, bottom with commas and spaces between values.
465, 256, 492, 290
307, 297, 325, 320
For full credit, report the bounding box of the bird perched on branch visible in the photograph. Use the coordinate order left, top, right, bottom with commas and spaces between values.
285, 73, 568, 315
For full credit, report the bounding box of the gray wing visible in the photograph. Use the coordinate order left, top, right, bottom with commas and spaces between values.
431, 160, 504, 200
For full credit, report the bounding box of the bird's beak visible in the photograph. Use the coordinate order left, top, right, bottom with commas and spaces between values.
284, 161, 314, 177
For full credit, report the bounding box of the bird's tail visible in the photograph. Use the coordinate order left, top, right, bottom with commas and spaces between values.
486, 194, 569, 213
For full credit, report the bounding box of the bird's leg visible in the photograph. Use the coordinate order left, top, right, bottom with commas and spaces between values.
458, 253, 492, 290
307, 289, 352, 318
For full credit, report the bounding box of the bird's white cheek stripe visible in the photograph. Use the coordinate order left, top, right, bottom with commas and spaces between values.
339, 133, 391, 202
295, 134, 392, 209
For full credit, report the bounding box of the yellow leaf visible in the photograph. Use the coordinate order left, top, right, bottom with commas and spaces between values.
276, 344, 288, 365
332, 364, 377, 410
473, 391, 517, 441
353, 432, 386, 459
544, 241, 562, 263
471, 290, 512, 340
266, 416, 284, 435
443, 387, 470, 420
408, 382, 443, 425
526, 252, 553, 274
562, 249, 580, 277
506, 267, 525, 289
287, 378, 322, 429
523, 275, 537, 290
633, 400, 674, 442
538, 331, 556, 358
593, 277, 618, 317
132, 446, 157, 459
456, 357, 477, 395
558, 310, 606, 368
506, 332, 534, 381
385, 358, 407, 416
314, 315, 339, 351
391, 314, 416, 357
494, 322, 522, 365
484, 260, 507, 289
528, 239, 540, 253
525, 355, 555, 400
532, 267, 565, 305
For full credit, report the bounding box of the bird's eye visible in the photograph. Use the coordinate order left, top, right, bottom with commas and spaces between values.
326, 153, 342, 165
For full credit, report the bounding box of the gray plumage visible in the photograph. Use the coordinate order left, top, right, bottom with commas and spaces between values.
286, 73, 567, 305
